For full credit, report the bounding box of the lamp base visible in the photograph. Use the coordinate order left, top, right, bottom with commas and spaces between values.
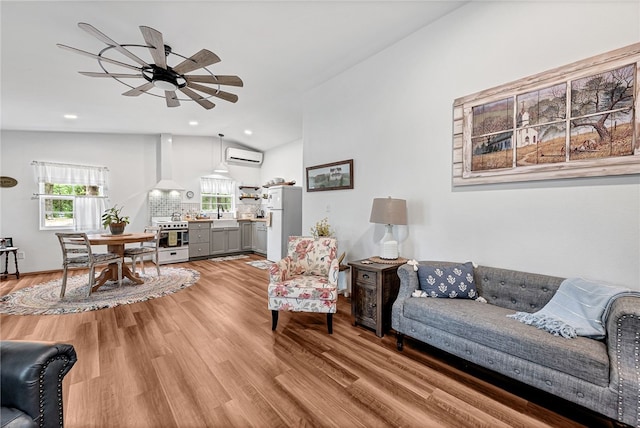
380, 224, 398, 259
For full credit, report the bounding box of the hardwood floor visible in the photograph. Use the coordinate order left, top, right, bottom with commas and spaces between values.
1, 255, 615, 427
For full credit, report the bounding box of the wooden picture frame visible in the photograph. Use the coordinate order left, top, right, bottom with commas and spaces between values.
452, 42, 640, 186
306, 159, 354, 192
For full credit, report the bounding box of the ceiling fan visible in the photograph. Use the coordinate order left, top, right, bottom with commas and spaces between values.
57, 23, 243, 110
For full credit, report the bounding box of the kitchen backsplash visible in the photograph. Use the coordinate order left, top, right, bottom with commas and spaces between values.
148, 191, 182, 218
148, 191, 198, 219
149, 190, 265, 220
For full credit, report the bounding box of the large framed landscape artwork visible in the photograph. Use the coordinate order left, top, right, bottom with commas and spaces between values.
452, 43, 640, 186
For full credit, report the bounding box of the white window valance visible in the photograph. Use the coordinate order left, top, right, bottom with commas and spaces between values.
200, 177, 235, 194
32, 161, 110, 188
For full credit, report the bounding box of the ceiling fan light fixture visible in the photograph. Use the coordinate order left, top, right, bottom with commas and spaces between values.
153, 78, 178, 91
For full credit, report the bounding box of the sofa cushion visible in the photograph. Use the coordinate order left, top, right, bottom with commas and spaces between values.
417, 262, 477, 299
401, 297, 609, 387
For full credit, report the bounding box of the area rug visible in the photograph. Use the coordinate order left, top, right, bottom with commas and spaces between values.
208, 254, 250, 262
0, 267, 200, 315
246, 260, 274, 270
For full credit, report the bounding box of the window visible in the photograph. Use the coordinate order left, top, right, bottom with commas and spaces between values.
453, 43, 640, 185
200, 177, 236, 215
33, 161, 109, 230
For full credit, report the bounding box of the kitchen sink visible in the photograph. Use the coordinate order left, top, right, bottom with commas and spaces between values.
211, 219, 239, 228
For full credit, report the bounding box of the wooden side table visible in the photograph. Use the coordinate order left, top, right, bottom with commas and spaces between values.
0, 247, 20, 279
349, 259, 403, 337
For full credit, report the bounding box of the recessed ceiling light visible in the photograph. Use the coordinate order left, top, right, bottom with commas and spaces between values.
244, 129, 253, 135
64, 114, 78, 119
189, 121, 198, 126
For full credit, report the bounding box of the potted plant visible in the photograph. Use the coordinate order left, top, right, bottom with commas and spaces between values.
310, 217, 334, 238
101, 205, 130, 235
310, 217, 345, 264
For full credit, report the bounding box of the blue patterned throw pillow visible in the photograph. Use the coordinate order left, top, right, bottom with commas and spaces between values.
417, 262, 477, 299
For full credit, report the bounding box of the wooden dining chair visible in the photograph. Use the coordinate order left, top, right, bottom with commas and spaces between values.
55, 232, 122, 298
123, 226, 161, 276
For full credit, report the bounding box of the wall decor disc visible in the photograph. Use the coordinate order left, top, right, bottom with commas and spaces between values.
0, 176, 18, 188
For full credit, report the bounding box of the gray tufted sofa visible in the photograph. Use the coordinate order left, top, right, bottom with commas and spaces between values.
391, 261, 640, 427
1, 341, 77, 428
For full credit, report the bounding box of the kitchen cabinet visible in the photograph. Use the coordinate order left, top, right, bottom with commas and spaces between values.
241, 221, 253, 250
188, 221, 211, 260
210, 227, 241, 255
253, 222, 267, 255
228, 227, 241, 252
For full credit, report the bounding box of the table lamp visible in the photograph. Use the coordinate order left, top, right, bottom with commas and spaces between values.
369, 197, 407, 259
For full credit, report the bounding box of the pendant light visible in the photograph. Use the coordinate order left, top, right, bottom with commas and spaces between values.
213, 133, 229, 173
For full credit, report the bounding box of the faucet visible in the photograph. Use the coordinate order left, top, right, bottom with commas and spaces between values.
217, 205, 222, 219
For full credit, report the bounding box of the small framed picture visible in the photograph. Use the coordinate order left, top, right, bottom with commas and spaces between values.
0, 237, 13, 248
306, 159, 354, 192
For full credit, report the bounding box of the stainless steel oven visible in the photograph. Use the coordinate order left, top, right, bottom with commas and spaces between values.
151, 218, 189, 264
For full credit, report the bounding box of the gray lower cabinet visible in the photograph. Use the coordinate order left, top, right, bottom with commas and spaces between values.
228, 227, 241, 252
189, 221, 211, 259
241, 222, 253, 251
210, 227, 241, 255
253, 222, 267, 255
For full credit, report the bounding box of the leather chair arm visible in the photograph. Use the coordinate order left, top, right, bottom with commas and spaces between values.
1, 341, 77, 428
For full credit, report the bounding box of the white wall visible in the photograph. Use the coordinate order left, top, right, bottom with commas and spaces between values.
0, 131, 261, 272
260, 139, 303, 186
302, 1, 640, 288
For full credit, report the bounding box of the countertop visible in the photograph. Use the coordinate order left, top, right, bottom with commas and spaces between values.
238, 218, 269, 222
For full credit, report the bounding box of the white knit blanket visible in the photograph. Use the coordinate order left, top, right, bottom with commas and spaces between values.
507, 277, 638, 339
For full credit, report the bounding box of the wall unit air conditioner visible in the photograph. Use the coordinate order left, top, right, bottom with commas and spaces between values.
226, 147, 263, 165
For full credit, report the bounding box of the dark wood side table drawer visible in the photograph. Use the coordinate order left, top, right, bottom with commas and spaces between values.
355, 269, 377, 285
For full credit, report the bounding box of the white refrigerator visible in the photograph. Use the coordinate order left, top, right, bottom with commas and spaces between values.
266, 185, 302, 261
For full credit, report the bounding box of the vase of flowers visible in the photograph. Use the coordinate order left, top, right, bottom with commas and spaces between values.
101, 205, 130, 235
310, 217, 334, 238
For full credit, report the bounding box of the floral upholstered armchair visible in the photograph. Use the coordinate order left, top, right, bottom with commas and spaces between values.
268, 236, 339, 334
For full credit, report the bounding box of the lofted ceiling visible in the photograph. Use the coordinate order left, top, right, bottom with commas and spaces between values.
1, 1, 466, 151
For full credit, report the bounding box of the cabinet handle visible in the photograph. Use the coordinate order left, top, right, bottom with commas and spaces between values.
362, 274, 369, 279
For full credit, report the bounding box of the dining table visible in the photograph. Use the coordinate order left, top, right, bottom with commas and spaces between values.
84, 232, 155, 292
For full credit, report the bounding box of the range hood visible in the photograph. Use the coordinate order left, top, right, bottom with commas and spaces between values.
153, 133, 185, 191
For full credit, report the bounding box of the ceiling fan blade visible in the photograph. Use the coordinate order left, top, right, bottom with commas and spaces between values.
187, 82, 238, 103
184, 75, 244, 87
165, 91, 180, 107
57, 44, 141, 71
172, 49, 220, 75
122, 82, 155, 96
139, 25, 166, 69
79, 72, 143, 78
179, 87, 215, 110
78, 22, 149, 67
